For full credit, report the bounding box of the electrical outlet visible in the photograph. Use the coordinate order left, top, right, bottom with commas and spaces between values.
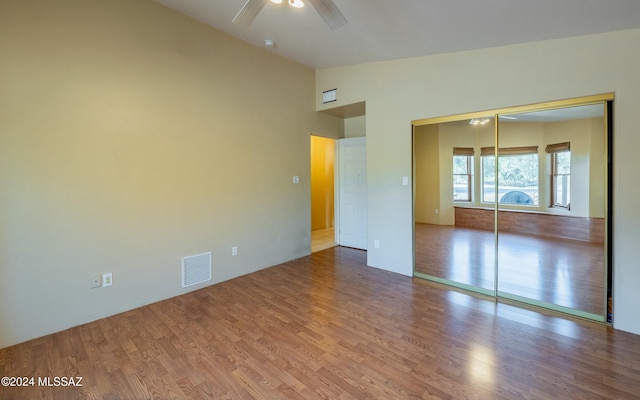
90, 273, 101, 289
102, 273, 113, 287
232, 246, 238, 256
374, 240, 380, 249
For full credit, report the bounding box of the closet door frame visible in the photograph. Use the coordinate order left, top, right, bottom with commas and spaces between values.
412, 93, 614, 322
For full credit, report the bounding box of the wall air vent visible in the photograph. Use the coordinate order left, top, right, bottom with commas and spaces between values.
323, 88, 337, 104
182, 252, 212, 288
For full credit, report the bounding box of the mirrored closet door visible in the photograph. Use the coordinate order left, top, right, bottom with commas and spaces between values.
414, 116, 497, 296
413, 95, 612, 322
496, 103, 608, 320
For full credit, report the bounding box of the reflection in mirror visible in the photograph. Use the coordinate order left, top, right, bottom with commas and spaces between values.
413, 99, 611, 322
414, 117, 496, 293
496, 104, 607, 319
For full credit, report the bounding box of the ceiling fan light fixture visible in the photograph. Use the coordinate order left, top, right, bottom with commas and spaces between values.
233, 0, 346, 30
288, 0, 304, 8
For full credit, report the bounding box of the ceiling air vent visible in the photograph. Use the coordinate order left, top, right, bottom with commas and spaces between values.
182, 252, 212, 288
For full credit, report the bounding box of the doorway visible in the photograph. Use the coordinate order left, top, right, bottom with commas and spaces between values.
310, 135, 368, 252
311, 135, 337, 252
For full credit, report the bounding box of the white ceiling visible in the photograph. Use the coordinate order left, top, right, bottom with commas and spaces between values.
154, 0, 640, 70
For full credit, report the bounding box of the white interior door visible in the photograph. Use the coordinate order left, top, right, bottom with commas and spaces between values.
337, 137, 367, 250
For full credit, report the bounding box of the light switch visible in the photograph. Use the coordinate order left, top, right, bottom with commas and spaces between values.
402, 176, 409, 186
293, 176, 300, 184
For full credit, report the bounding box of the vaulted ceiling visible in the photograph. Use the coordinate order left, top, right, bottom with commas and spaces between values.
155, 0, 640, 69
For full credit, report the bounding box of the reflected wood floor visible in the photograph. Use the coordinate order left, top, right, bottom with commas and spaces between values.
415, 223, 606, 316
2, 247, 639, 399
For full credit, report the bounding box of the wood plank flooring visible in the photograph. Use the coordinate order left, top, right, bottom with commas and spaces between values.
415, 223, 605, 316
2, 247, 639, 399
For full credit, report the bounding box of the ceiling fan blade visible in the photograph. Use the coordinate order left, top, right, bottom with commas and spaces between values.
308, 0, 347, 30
232, 0, 269, 26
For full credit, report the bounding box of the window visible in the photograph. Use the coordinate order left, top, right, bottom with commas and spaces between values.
481, 146, 539, 205
547, 142, 571, 208
453, 148, 473, 202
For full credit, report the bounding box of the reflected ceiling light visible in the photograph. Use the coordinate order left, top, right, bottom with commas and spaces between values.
270, 0, 283, 3
469, 118, 491, 126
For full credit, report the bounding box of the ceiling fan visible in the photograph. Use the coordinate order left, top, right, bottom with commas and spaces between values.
233, 0, 347, 31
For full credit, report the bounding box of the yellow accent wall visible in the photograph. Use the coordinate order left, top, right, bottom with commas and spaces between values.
0, 0, 341, 348
310, 136, 335, 230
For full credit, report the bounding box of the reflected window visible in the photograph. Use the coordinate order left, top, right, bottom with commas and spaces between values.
481, 146, 539, 205
453, 147, 474, 202
547, 142, 571, 209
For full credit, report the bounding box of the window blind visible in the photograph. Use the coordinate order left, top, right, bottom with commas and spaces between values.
545, 142, 570, 153
480, 146, 538, 156
453, 147, 474, 156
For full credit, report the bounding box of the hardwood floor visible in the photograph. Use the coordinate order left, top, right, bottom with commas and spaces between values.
415, 223, 606, 316
2, 247, 639, 399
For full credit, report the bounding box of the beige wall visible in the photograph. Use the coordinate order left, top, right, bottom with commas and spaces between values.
0, 0, 341, 348
345, 116, 366, 138
414, 124, 440, 224
316, 29, 640, 335
310, 136, 335, 230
